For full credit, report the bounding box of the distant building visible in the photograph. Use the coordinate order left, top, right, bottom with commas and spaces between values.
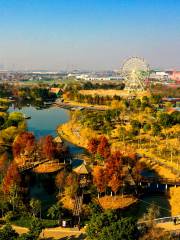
149, 71, 169, 81
50, 87, 62, 97
167, 71, 180, 82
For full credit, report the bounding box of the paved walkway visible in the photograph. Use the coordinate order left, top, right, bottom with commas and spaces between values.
12, 225, 86, 240
156, 222, 180, 232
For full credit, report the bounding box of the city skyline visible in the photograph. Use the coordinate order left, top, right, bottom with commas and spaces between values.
0, 0, 180, 71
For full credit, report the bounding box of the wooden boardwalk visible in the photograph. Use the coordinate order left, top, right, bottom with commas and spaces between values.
140, 176, 180, 186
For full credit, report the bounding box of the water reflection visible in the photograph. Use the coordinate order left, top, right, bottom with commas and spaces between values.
9, 105, 84, 154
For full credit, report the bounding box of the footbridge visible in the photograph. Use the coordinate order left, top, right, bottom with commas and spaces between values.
140, 176, 180, 187
18, 159, 65, 173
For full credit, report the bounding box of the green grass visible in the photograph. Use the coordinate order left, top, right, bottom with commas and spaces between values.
11, 216, 59, 228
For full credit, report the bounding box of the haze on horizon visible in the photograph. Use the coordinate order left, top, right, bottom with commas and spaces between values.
0, 0, 180, 71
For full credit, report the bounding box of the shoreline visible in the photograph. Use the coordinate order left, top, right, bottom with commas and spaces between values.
58, 119, 99, 150
53, 100, 111, 111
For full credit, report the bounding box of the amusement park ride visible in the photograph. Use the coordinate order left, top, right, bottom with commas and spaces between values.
121, 57, 150, 92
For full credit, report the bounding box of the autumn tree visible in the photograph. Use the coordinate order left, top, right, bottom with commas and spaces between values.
13, 131, 35, 158
105, 152, 122, 180
39, 135, 56, 160
105, 151, 124, 195
0, 152, 8, 179
55, 170, 66, 193
92, 166, 107, 196
108, 174, 122, 196
2, 163, 22, 211
2, 163, 21, 194
65, 172, 78, 198
97, 136, 110, 159
87, 137, 99, 155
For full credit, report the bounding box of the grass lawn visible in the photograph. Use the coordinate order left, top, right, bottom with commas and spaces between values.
11, 216, 59, 228
98, 195, 137, 210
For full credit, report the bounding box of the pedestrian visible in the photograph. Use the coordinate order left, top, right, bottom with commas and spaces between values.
173, 217, 177, 225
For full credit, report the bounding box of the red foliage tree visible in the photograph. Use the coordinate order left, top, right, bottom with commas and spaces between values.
40, 135, 56, 160
87, 137, 99, 155
105, 151, 123, 180
97, 136, 110, 159
0, 152, 8, 174
2, 163, 21, 194
13, 132, 35, 158
105, 151, 124, 194
92, 166, 107, 193
108, 174, 122, 195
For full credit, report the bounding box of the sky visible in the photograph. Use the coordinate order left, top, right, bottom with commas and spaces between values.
0, 0, 180, 71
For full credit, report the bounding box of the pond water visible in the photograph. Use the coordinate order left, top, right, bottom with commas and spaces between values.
9, 105, 69, 138
9, 105, 84, 154
9, 105, 171, 218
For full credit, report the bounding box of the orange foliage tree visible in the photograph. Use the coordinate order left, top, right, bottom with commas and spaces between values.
92, 151, 126, 196
39, 135, 56, 160
0, 152, 8, 175
55, 170, 67, 193
65, 172, 78, 198
92, 166, 107, 194
108, 174, 122, 195
2, 162, 21, 194
97, 136, 110, 159
87, 137, 100, 155
13, 132, 35, 158
105, 151, 123, 180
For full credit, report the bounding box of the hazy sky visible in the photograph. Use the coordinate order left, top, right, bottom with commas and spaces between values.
0, 0, 180, 71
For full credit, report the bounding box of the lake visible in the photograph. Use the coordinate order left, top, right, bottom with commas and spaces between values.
9, 105, 84, 154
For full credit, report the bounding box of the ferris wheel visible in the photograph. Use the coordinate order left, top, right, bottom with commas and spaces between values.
121, 57, 149, 91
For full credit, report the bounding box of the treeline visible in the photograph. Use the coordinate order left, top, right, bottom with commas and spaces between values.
64, 81, 125, 92
66, 91, 122, 105
0, 83, 57, 102
152, 84, 180, 98
82, 81, 125, 90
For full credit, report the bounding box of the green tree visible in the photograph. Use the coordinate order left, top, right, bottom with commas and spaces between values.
86, 212, 138, 240
18, 218, 44, 240
100, 218, 138, 240
47, 202, 63, 221
0, 224, 18, 240
130, 120, 141, 136
158, 113, 173, 128
150, 95, 161, 104
143, 123, 151, 133
118, 126, 127, 142
142, 202, 160, 228
171, 111, 180, 124
152, 123, 161, 136
30, 198, 41, 218
0, 198, 9, 217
